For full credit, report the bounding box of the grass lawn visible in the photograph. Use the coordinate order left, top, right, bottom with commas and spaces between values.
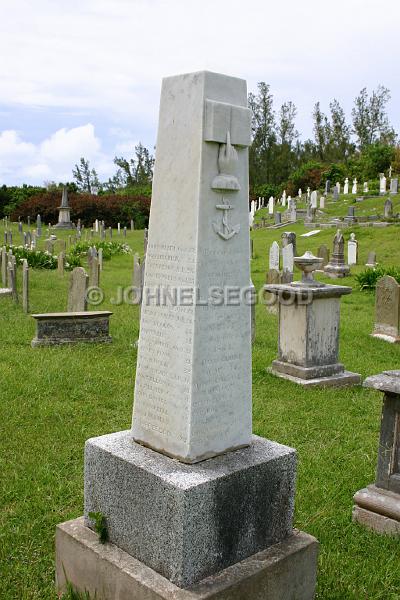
1, 217, 400, 599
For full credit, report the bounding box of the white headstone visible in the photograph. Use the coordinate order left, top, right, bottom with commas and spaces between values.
352, 178, 357, 194
336, 181, 341, 194
344, 178, 349, 194
348, 233, 358, 266
298, 188, 302, 199
282, 243, 294, 274
310, 190, 318, 208
269, 241, 280, 271
319, 196, 325, 209
380, 173, 387, 195
268, 196, 274, 214
131, 71, 252, 463
363, 182, 369, 193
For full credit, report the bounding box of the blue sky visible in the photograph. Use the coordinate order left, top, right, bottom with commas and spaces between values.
1, 0, 399, 185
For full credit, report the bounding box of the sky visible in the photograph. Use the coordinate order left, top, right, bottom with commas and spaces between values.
1, 0, 400, 186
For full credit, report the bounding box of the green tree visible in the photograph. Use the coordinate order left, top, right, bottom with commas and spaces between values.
312, 102, 331, 161
72, 158, 100, 193
113, 143, 154, 188
329, 99, 353, 162
248, 83, 276, 185
352, 86, 395, 149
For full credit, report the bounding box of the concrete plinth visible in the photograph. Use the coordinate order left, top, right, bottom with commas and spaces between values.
56, 517, 318, 600
353, 485, 400, 535
84, 431, 296, 588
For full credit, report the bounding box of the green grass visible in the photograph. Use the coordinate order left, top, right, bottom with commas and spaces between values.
1, 219, 400, 599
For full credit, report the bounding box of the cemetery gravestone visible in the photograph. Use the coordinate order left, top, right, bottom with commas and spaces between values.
55, 186, 73, 229
282, 243, 294, 283
269, 241, 280, 272
310, 190, 317, 208
317, 244, 329, 268
281, 231, 297, 256
347, 233, 358, 266
380, 174, 387, 195
372, 276, 400, 342
344, 178, 349, 194
390, 178, 398, 195
366, 251, 377, 267
384, 198, 393, 218
67, 267, 89, 312
333, 186, 339, 201
324, 230, 350, 278
22, 259, 29, 313
56, 70, 318, 600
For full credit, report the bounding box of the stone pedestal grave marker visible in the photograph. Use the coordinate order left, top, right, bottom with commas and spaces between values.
348, 233, 358, 266
371, 275, 400, 343
353, 370, 400, 535
54, 186, 73, 229
55, 71, 318, 600
265, 251, 360, 387
324, 229, 350, 278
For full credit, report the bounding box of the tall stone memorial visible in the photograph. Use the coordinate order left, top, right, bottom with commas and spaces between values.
56, 71, 318, 600
54, 186, 73, 229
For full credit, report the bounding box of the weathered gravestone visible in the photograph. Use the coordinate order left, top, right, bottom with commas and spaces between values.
353, 370, 400, 534
347, 233, 358, 266
390, 178, 398, 195
333, 185, 339, 201
67, 267, 89, 312
56, 71, 318, 600
281, 231, 297, 256
384, 198, 393, 218
371, 276, 400, 342
1, 246, 6, 286
58, 252, 65, 276
274, 211, 281, 224
282, 242, 294, 283
366, 251, 377, 267
317, 244, 329, 268
269, 240, 280, 271
324, 229, 350, 278
22, 259, 29, 313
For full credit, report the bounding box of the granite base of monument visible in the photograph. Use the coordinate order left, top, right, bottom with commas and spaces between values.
56, 518, 318, 600
83, 432, 297, 588
31, 311, 112, 346
269, 360, 361, 388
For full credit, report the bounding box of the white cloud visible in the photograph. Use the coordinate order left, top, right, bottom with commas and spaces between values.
0, 124, 106, 185
0, 0, 399, 185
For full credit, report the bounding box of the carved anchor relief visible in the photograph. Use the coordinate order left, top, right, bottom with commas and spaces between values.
204, 98, 251, 242
212, 132, 240, 240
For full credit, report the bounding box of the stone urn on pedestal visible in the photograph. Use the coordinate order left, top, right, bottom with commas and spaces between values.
264, 251, 361, 387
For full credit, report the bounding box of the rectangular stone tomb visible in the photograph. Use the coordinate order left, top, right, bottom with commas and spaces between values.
56, 517, 318, 600
264, 283, 361, 387
353, 371, 400, 535
31, 311, 112, 346
83, 431, 297, 588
